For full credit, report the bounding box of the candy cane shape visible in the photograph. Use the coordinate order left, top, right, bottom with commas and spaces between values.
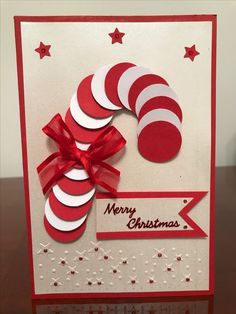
43, 62, 183, 243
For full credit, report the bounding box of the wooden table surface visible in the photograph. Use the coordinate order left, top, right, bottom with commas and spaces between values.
0, 167, 235, 314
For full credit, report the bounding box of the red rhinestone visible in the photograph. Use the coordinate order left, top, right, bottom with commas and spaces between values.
41, 48, 46, 53
115, 34, 119, 39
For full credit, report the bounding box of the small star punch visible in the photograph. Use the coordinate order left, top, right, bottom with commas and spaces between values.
35, 41, 51, 59
184, 44, 200, 61
109, 28, 125, 44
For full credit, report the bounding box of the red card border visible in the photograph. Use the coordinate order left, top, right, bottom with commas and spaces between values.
14, 14, 216, 299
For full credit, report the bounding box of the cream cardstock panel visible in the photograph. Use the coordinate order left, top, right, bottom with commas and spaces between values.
21, 20, 212, 294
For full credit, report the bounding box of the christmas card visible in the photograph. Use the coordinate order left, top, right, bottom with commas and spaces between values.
15, 15, 216, 298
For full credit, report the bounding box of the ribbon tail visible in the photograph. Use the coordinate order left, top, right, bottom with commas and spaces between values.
38, 153, 76, 194
93, 161, 120, 196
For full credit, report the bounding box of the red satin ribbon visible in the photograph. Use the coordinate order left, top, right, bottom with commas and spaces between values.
37, 114, 126, 195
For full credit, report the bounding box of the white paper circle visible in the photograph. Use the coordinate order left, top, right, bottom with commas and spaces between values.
137, 109, 182, 136
52, 184, 95, 207
70, 93, 113, 129
117, 66, 153, 110
45, 198, 87, 231
135, 84, 179, 116
64, 167, 89, 181
75, 141, 90, 151
91, 64, 121, 110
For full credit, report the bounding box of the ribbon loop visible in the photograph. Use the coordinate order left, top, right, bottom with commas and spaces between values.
37, 114, 126, 195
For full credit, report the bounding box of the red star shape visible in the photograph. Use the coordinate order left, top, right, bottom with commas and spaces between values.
35, 41, 51, 59
109, 28, 125, 44
184, 44, 200, 61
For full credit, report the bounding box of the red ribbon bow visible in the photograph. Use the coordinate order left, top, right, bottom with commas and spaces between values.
37, 114, 126, 195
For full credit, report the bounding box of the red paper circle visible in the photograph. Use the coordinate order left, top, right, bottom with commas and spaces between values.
105, 62, 135, 108
49, 191, 93, 221
138, 96, 183, 122
57, 176, 94, 195
128, 74, 169, 113
65, 109, 108, 143
77, 75, 114, 119
44, 215, 87, 243
138, 121, 182, 163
